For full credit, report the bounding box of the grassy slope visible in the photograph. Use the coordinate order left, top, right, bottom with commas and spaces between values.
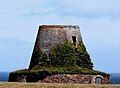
0, 83, 120, 88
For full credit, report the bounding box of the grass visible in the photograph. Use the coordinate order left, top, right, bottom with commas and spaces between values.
11, 66, 107, 75
0, 82, 120, 88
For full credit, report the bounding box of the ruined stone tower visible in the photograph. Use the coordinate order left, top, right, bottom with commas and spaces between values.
29, 25, 83, 69
9, 25, 110, 84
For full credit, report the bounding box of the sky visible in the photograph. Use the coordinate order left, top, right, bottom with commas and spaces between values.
0, 0, 120, 73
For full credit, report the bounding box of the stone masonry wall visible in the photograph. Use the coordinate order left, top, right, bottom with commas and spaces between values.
40, 74, 109, 84
40, 74, 92, 83
9, 73, 109, 84
34, 25, 82, 54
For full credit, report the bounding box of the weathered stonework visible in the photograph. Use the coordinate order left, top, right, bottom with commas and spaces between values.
40, 74, 110, 84
9, 73, 110, 84
34, 25, 82, 53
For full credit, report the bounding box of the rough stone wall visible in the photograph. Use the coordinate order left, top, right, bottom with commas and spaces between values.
40, 74, 92, 83
9, 73, 109, 84
34, 25, 82, 54
102, 75, 110, 84
40, 74, 110, 84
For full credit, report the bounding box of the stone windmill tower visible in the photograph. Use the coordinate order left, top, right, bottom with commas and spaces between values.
9, 25, 110, 84
29, 25, 83, 69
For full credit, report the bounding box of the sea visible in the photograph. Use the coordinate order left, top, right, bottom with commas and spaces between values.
0, 72, 120, 84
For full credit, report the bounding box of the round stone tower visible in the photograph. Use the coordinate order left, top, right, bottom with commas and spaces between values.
9, 25, 110, 84
29, 25, 83, 69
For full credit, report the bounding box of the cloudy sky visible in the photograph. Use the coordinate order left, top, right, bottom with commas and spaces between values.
0, 0, 120, 73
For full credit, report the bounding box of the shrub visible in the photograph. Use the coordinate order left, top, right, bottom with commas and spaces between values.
49, 41, 77, 67
49, 41, 93, 69
29, 41, 93, 70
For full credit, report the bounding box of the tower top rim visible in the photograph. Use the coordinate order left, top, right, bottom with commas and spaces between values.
39, 25, 80, 29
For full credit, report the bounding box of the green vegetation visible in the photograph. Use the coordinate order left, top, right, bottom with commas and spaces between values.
30, 41, 93, 70
29, 47, 47, 69
10, 41, 104, 82
32, 66, 105, 75
12, 66, 105, 75
49, 41, 77, 67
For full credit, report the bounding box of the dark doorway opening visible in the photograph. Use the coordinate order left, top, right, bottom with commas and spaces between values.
72, 36, 76, 45
95, 77, 102, 84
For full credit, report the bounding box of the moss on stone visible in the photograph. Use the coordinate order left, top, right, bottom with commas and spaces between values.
10, 67, 106, 76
